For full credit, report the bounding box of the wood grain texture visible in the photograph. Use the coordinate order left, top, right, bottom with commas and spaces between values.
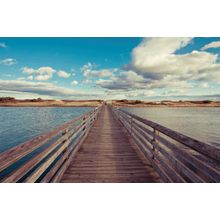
61, 105, 160, 183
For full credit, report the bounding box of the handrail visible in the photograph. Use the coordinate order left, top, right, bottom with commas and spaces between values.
112, 106, 220, 183
0, 105, 102, 183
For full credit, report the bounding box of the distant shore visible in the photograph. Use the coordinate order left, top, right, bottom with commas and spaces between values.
0, 98, 102, 107
111, 100, 220, 107
1, 97, 220, 107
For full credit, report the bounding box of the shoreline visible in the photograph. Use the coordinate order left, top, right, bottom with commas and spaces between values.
0, 100, 102, 107
111, 100, 220, 108
1, 99, 220, 107
112, 104, 220, 108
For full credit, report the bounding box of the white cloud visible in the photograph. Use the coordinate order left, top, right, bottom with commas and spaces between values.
125, 90, 156, 98
17, 77, 25, 80
0, 58, 17, 66
22, 66, 73, 81
81, 62, 95, 72
201, 82, 209, 88
82, 79, 92, 84
22, 67, 35, 74
35, 75, 51, 81
81, 62, 115, 78
0, 43, 7, 48
96, 70, 147, 90
22, 66, 55, 75
201, 41, 220, 50
96, 70, 193, 91
27, 75, 33, 80
131, 38, 220, 83
86, 38, 220, 99
22, 66, 55, 81
57, 70, 71, 78
0, 80, 74, 97
71, 80, 78, 86
0, 80, 99, 99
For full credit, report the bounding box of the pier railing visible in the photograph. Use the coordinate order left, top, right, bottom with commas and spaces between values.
112, 107, 220, 183
0, 106, 101, 183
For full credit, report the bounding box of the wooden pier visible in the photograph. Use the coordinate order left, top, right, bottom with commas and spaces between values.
0, 104, 220, 183
61, 105, 160, 182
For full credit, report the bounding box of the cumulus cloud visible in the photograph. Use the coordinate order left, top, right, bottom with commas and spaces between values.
96, 68, 193, 92
81, 62, 115, 78
57, 70, 71, 78
35, 74, 52, 81
71, 80, 78, 86
22, 66, 55, 80
96, 70, 147, 90
22, 66, 55, 75
80, 38, 220, 100
22, 66, 73, 81
131, 38, 220, 83
201, 41, 220, 50
0, 58, 17, 66
0, 43, 7, 48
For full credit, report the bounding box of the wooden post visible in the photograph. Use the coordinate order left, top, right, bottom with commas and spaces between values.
82, 117, 86, 131
130, 116, 133, 136
62, 128, 69, 142
152, 128, 157, 159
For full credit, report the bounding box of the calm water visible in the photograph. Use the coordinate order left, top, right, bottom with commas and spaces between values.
0, 107, 92, 152
124, 107, 220, 147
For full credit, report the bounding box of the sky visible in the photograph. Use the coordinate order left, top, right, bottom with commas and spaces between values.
0, 37, 220, 100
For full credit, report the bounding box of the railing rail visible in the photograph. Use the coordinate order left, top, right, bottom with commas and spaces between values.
112, 107, 220, 183
0, 106, 102, 183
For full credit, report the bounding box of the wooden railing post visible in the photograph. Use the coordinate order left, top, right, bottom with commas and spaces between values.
62, 128, 69, 142
130, 116, 133, 136
82, 116, 86, 131
152, 128, 157, 159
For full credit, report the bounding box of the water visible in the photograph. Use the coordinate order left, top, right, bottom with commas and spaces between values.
0, 107, 93, 152
123, 107, 220, 147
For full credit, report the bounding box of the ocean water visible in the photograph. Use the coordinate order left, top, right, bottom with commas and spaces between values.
0, 107, 92, 152
123, 107, 220, 147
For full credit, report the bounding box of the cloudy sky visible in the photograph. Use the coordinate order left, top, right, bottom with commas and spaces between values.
0, 37, 220, 100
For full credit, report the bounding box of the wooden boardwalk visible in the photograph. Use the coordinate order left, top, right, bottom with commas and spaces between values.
1, 104, 219, 183
61, 105, 160, 183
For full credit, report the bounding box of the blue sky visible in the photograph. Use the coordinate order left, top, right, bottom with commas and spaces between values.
0, 37, 220, 100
